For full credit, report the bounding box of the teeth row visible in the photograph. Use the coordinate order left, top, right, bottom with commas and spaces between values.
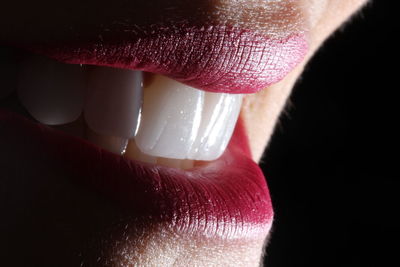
0, 52, 242, 163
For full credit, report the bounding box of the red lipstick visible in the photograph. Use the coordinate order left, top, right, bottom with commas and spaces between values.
24, 25, 307, 94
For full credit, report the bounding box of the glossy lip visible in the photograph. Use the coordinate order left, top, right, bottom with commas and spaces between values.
18, 25, 308, 94
0, 109, 273, 239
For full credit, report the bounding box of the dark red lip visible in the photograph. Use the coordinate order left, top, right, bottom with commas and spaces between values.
20, 25, 307, 94
0, 109, 273, 239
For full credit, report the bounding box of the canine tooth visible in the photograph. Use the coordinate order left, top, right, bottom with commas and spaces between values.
134, 75, 204, 159
188, 93, 242, 160
84, 67, 142, 139
17, 56, 85, 125
0, 47, 18, 99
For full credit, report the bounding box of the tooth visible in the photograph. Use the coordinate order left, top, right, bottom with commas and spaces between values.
134, 75, 241, 161
125, 140, 194, 169
84, 67, 142, 139
17, 55, 86, 125
0, 47, 18, 99
134, 75, 204, 159
188, 93, 242, 160
86, 128, 129, 155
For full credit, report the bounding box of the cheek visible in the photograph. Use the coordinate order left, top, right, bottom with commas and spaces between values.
242, 0, 368, 162
241, 63, 304, 162
306, 0, 368, 49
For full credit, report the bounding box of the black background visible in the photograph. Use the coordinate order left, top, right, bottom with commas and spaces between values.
262, 1, 398, 267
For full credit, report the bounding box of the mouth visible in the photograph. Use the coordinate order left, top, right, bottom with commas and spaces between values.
0, 24, 307, 239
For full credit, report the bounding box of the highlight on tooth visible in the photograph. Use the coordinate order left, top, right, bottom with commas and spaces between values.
134, 75, 242, 161
134, 75, 204, 160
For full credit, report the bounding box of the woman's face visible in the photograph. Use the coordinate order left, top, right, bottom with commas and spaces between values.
0, 0, 367, 266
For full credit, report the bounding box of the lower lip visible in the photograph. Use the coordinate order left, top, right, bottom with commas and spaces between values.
0, 109, 273, 239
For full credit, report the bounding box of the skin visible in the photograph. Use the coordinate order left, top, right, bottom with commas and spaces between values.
243, 0, 369, 160
0, 0, 367, 266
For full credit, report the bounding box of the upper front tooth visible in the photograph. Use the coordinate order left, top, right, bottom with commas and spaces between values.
84, 67, 142, 139
17, 55, 85, 125
0, 47, 18, 99
134, 75, 241, 161
188, 92, 242, 160
135, 75, 204, 159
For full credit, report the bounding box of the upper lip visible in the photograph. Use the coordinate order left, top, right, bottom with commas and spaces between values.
15, 24, 308, 94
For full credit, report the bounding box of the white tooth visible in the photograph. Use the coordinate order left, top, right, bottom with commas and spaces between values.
0, 47, 18, 99
135, 75, 241, 161
84, 67, 142, 139
188, 93, 242, 160
135, 75, 204, 159
17, 55, 85, 125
